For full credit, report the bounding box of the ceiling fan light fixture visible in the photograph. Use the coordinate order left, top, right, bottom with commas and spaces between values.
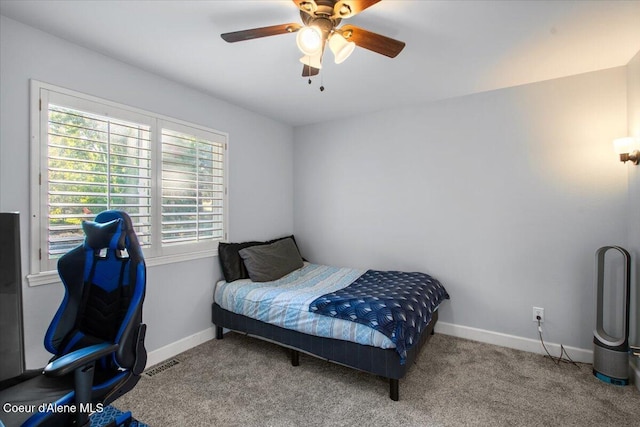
299, 52, 323, 69
329, 33, 355, 64
296, 25, 323, 55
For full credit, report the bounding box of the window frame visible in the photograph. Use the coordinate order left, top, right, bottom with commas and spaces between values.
28, 80, 228, 286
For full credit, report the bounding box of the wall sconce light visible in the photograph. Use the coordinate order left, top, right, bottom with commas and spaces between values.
613, 137, 640, 165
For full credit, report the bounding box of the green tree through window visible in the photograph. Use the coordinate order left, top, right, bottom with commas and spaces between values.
47, 105, 151, 258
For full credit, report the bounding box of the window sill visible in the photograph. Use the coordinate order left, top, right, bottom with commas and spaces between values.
27, 249, 218, 287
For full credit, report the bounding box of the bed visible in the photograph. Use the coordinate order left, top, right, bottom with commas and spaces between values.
211, 236, 449, 400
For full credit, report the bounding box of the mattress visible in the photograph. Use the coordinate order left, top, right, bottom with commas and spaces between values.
214, 263, 396, 349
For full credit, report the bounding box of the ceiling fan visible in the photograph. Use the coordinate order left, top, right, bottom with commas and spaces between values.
221, 0, 405, 77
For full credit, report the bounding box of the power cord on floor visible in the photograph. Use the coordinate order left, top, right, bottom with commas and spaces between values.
537, 316, 580, 368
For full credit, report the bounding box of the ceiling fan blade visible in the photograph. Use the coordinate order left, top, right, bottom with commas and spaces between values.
221, 23, 301, 43
302, 64, 320, 77
333, 0, 381, 19
338, 24, 405, 58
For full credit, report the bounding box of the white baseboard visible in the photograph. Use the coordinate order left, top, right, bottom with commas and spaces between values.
143, 322, 636, 391
145, 326, 216, 369
434, 321, 593, 364
145, 322, 594, 369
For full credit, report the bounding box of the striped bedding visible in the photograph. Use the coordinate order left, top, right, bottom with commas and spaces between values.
214, 263, 396, 349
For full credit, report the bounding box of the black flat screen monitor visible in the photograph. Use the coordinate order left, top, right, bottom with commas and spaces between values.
0, 212, 25, 381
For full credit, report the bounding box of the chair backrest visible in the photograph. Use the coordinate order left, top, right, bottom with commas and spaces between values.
44, 210, 146, 372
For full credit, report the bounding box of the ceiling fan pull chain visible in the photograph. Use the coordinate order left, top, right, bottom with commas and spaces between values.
319, 71, 325, 92
304, 56, 313, 85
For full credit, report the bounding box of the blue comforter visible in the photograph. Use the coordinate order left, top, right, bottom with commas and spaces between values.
309, 269, 449, 364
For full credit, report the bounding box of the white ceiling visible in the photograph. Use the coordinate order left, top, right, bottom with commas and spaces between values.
1, 0, 639, 126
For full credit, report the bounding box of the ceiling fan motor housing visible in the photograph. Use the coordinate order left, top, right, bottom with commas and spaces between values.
301, 13, 339, 40
298, 0, 355, 18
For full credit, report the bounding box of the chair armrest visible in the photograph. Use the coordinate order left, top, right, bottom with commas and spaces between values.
44, 343, 119, 377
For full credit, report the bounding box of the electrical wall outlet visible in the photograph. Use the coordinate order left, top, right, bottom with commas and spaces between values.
533, 307, 544, 323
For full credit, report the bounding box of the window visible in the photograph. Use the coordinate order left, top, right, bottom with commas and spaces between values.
30, 81, 227, 280
160, 125, 225, 247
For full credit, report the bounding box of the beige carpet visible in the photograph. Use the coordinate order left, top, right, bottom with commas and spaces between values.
115, 333, 640, 426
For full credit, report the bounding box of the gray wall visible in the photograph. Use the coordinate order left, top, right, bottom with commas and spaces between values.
627, 50, 640, 347
0, 16, 294, 368
293, 66, 631, 352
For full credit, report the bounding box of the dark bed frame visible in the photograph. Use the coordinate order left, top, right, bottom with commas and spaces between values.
211, 302, 438, 401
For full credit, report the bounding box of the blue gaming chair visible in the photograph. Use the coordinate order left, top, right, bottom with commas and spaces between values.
0, 211, 146, 427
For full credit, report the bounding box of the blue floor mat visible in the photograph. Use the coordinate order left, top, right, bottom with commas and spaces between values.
90, 405, 148, 427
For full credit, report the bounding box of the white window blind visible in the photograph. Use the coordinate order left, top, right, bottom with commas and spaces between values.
31, 81, 228, 278
161, 125, 225, 245
47, 104, 152, 259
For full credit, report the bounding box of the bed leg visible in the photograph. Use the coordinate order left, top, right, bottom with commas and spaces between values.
390, 378, 399, 401
215, 325, 224, 340
291, 349, 300, 367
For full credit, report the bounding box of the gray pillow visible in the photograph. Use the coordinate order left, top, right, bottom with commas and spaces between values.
238, 237, 304, 282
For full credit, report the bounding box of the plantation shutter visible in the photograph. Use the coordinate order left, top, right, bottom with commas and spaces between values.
33, 82, 228, 277
46, 101, 152, 263
160, 122, 225, 246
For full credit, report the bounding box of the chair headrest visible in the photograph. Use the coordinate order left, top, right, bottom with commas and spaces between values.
82, 218, 125, 251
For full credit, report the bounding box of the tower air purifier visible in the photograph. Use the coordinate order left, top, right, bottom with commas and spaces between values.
593, 246, 631, 386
